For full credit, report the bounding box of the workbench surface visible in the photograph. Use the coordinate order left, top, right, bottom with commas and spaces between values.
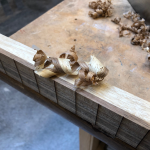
11, 0, 150, 101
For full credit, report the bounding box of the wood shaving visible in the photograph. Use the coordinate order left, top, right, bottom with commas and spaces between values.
74, 56, 109, 87
88, 0, 113, 19
112, 11, 150, 61
33, 46, 109, 88
33, 46, 80, 78
33, 50, 47, 70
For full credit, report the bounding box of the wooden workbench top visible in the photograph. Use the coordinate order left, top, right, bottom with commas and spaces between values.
11, 0, 150, 102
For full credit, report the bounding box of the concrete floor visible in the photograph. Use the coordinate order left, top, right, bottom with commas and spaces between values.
0, 0, 79, 150
0, 80, 79, 150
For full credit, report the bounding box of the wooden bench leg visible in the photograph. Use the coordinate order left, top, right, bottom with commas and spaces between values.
79, 128, 106, 150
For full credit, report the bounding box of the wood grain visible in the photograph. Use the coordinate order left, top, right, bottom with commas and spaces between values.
0, 33, 36, 69
0, 53, 22, 82
96, 106, 122, 137
35, 75, 57, 103
116, 118, 148, 148
76, 90, 98, 124
54, 78, 76, 113
10, 0, 150, 103
61, 75, 150, 130
15, 62, 39, 92
137, 131, 150, 150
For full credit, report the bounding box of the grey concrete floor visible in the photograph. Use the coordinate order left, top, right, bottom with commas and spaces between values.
0, 80, 79, 150
0, 0, 79, 150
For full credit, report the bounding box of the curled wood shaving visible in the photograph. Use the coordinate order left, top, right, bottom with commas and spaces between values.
123, 11, 140, 21
88, 0, 113, 19
33, 47, 109, 88
75, 56, 109, 87
75, 70, 96, 87
111, 17, 121, 24
112, 11, 150, 62
59, 45, 78, 65
33, 46, 79, 78
33, 50, 47, 70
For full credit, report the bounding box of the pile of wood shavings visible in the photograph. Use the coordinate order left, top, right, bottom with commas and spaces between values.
88, 0, 113, 19
112, 11, 150, 60
33, 46, 109, 88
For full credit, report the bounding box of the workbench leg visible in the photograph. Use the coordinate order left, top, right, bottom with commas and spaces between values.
79, 128, 106, 150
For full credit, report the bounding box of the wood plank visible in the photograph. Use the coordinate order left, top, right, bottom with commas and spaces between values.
15, 61, 39, 92
96, 106, 122, 137
0, 59, 5, 73
0, 53, 22, 82
35, 74, 57, 103
137, 131, 150, 150
116, 118, 148, 148
76, 90, 98, 124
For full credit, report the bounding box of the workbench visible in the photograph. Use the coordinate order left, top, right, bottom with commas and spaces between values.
0, 0, 150, 150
